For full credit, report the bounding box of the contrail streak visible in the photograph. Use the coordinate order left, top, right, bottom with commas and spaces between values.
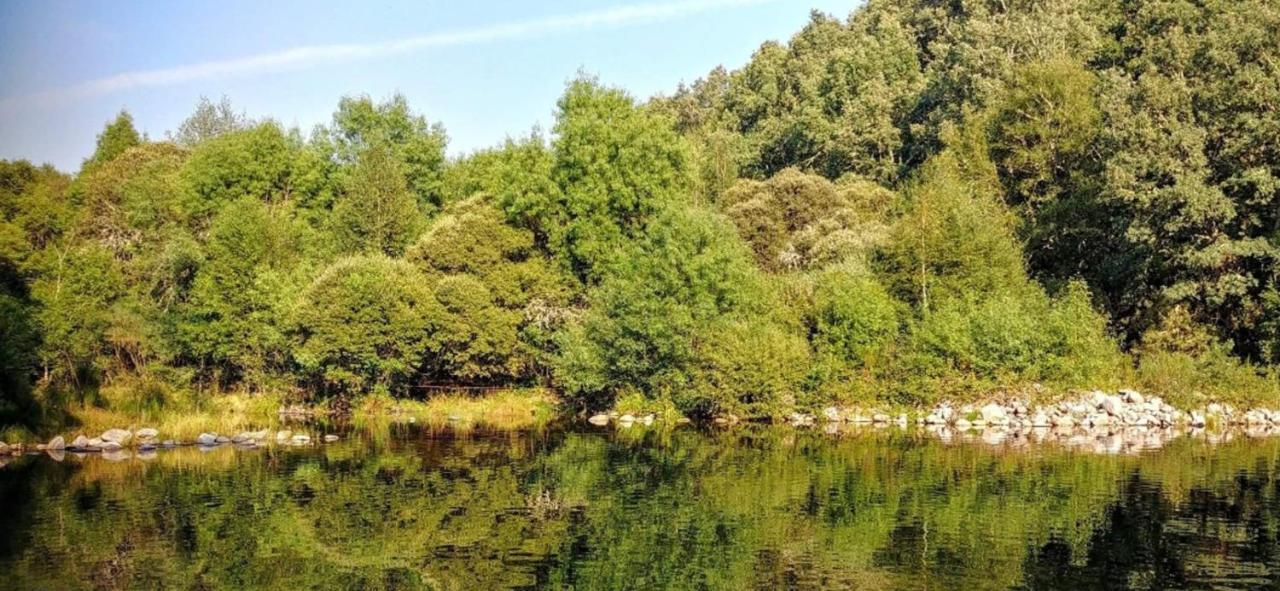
0, 0, 772, 113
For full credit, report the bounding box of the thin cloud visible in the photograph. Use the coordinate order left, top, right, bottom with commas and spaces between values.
0, 0, 770, 114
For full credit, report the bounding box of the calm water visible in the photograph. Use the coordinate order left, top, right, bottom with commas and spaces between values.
2, 425, 1280, 590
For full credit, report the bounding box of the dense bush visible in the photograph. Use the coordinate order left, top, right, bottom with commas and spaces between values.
291, 256, 442, 397
553, 206, 763, 411
406, 198, 571, 383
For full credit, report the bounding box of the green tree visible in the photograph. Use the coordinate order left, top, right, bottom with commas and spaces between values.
331, 142, 423, 257
171, 95, 249, 147
880, 133, 1024, 310
83, 111, 141, 171
182, 197, 313, 386
541, 77, 693, 282
181, 122, 323, 221
553, 206, 763, 411
324, 94, 448, 213
720, 168, 894, 271
292, 255, 442, 397
28, 243, 126, 388
406, 198, 570, 383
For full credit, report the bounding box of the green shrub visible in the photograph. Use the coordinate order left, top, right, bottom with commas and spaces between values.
292, 255, 441, 397
900, 281, 1121, 402
812, 265, 900, 362
407, 198, 571, 383
552, 206, 762, 409
683, 318, 810, 419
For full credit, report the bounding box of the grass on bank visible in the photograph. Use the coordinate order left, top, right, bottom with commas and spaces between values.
2, 378, 559, 444
353, 388, 559, 430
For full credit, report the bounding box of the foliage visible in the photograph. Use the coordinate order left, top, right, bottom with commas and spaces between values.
406, 198, 570, 383
6, 0, 1280, 424
180, 122, 316, 220
552, 206, 763, 413
292, 255, 442, 397
82, 111, 141, 171
322, 93, 449, 213
182, 197, 314, 387
170, 95, 249, 147
540, 77, 693, 282
331, 141, 423, 256
721, 168, 893, 271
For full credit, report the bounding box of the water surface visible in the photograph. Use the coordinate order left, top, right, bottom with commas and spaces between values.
2, 425, 1279, 590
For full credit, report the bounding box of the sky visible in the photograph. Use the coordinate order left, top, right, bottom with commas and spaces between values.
0, 0, 855, 172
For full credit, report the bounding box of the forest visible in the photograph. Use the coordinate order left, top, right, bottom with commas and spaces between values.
2, 0, 1279, 434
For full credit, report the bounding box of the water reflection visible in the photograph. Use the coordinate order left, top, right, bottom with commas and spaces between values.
2, 427, 1280, 590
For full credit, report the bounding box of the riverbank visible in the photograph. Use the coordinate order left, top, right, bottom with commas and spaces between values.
0, 387, 559, 449
7, 384, 1280, 460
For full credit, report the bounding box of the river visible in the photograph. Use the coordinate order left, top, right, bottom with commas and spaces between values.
2, 424, 1278, 590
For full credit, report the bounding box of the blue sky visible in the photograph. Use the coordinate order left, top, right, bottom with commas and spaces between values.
0, 0, 855, 171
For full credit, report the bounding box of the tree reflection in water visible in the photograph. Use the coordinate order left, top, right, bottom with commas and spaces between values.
2, 427, 1280, 590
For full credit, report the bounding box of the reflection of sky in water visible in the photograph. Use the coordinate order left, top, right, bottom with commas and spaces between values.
2, 426, 1279, 590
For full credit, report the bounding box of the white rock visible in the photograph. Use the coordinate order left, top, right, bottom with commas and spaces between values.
587, 414, 609, 426
323, 434, 339, 442
101, 429, 132, 444
823, 407, 842, 421
1102, 396, 1125, 417
618, 414, 636, 424
1030, 412, 1051, 428
71, 435, 90, 449
955, 418, 972, 430
47, 436, 65, 450
136, 428, 159, 439
196, 433, 218, 446
1120, 389, 1144, 405
980, 403, 1008, 425
100, 441, 123, 451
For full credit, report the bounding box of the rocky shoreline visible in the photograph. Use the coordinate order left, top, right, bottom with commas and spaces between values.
0, 427, 342, 462
6, 389, 1280, 463
582, 389, 1280, 454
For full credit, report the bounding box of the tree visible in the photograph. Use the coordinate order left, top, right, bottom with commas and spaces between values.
292, 255, 442, 397
83, 111, 141, 171
406, 198, 570, 383
182, 197, 313, 386
541, 77, 693, 283
171, 95, 248, 146
879, 133, 1024, 310
552, 206, 764, 410
720, 168, 894, 271
180, 122, 309, 221
324, 94, 448, 213
331, 142, 423, 257
28, 243, 126, 387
